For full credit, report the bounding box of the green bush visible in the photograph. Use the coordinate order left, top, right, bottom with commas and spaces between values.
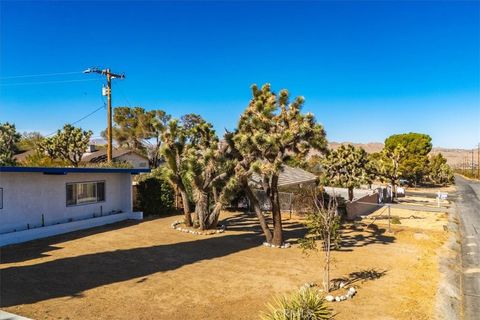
136, 175, 175, 216
260, 288, 332, 320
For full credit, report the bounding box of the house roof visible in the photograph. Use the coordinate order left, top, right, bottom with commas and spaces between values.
250, 165, 318, 188
81, 149, 148, 163
13, 150, 36, 162
0, 166, 150, 175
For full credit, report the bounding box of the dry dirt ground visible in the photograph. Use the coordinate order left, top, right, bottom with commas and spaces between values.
1, 205, 449, 320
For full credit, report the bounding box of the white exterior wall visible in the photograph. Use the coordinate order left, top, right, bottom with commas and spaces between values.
117, 153, 149, 168
0, 172, 133, 234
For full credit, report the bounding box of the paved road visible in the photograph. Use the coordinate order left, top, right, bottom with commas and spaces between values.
455, 175, 480, 319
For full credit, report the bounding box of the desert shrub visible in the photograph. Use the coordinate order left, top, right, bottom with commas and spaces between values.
391, 216, 401, 224
136, 175, 175, 216
260, 288, 332, 320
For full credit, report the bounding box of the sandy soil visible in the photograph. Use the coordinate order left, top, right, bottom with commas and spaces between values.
1, 209, 448, 320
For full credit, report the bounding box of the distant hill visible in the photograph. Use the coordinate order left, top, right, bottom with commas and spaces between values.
328, 142, 475, 168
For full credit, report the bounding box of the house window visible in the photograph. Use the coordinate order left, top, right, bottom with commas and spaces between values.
0, 188, 3, 209
66, 181, 105, 206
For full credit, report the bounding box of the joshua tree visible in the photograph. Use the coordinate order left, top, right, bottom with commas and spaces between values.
322, 144, 370, 201
39, 124, 92, 167
0, 122, 20, 166
370, 145, 406, 200
185, 120, 234, 230
228, 83, 327, 246
161, 118, 193, 226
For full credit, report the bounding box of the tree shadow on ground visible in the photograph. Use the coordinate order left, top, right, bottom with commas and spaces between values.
0, 232, 263, 307
331, 268, 388, 289
0, 212, 305, 307
0, 220, 143, 264
223, 211, 307, 242
336, 223, 395, 252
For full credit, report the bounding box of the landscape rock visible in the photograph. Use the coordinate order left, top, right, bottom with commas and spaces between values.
325, 295, 334, 302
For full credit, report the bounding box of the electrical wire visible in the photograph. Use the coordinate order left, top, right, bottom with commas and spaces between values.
0, 71, 83, 80
0, 79, 98, 86
45, 104, 106, 137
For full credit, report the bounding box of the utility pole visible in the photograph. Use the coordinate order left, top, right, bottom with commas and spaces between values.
473, 149, 475, 176
478, 143, 480, 178
83, 67, 125, 162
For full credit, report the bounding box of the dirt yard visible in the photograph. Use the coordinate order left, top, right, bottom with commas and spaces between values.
1, 206, 449, 319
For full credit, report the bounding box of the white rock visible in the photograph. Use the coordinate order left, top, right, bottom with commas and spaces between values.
339, 295, 346, 301
348, 287, 356, 295
339, 282, 345, 288
335, 296, 341, 302
325, 295, 334, 302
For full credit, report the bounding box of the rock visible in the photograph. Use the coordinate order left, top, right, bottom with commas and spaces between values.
348, 287, 356, 295
335, 296, 341, 302
339, 282, 345, 288
325, 295, 334, 302
339, 295, 346, 301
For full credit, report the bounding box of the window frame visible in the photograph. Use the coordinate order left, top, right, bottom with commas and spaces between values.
65, 180, 106, 207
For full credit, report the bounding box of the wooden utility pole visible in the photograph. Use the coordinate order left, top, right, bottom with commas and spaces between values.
83, 67, 125, 162
473, 149, 475, 176
477, 143, 480, 179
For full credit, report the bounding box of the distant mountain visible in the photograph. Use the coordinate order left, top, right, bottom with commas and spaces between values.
328, 142, 475, 168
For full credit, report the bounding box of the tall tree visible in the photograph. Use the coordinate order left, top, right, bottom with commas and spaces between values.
161, 118, 193, 226
384, 133, 432, 185
322, 144, 370, 201
429, 153, 454, 185
184, 119, 234, 230
370, 145, 406, 200
0, 122, 21, 166
39, 124, 92, 167
111, 107, 170, 167
228, 84, 327, 246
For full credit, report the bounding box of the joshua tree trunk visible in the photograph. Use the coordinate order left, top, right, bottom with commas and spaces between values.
270, 175, 283, 246
242, 179, 273, 243
391, 179, 397, 202
348, 187, 354, 202
195, 190, 209, 230
179, 186, 192, 227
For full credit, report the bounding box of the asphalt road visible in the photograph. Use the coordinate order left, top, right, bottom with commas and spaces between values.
455, 175, 480, 319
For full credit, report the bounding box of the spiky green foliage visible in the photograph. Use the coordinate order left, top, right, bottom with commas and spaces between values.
111, 107, 170, 167
428, 153, 454, 185
38, 124, 92, 167
161, 117, 193, 225
322, 144, 370, 201
161, 114, 234, 229
228, 83, 328, 246
0, 122, 21, 166
384, 133, 432, 185
16, 131, 43, 153
370, 145, 406, 199
184, 117, 234, 230
260, 288, 332, 320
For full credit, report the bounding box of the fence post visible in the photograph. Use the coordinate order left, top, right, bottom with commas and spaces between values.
388, 205, 391, 233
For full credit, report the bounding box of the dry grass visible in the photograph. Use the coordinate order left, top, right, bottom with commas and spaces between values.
1, 207, 447, 320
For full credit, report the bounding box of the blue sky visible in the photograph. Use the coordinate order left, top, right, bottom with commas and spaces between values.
1, 0, 479, 148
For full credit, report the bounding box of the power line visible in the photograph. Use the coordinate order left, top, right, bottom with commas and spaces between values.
45, 104, 106, 137
0, 71, 82, 80
0, 79, 98, 86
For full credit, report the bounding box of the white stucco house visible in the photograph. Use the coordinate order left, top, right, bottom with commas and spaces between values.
0, 166, 150, 246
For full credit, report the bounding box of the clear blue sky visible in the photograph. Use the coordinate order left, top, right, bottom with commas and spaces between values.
1, 1, 479, 148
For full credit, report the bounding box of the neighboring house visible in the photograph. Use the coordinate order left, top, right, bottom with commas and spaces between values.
81, 147, 150, 168
250, 165, 318, 189
0, 166, 150, 246
13, 149, 36, 163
